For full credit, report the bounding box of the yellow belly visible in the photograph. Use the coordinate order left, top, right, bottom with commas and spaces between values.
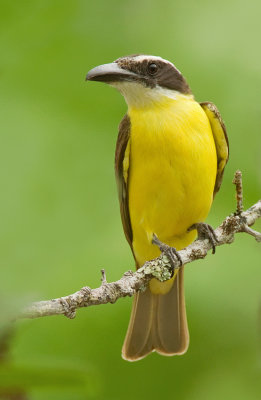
127, 95, 217, 293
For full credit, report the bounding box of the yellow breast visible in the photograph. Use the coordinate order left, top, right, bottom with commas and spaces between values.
127, 94, 217, 288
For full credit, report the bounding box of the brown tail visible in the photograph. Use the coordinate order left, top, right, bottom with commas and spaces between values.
122, 266, 189, 361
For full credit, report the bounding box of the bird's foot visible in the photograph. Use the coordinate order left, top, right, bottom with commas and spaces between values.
188, 222, 219, 254
152, 233, 183, 277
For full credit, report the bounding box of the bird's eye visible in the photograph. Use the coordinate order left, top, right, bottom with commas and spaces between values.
147, 63, 158, 75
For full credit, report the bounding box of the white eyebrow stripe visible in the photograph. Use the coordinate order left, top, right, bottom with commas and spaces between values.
132, 55, 174, 67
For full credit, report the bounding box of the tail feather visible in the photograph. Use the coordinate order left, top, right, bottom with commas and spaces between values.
156, 266, 189, 355
121, 289, 155, 361
122, 266, 189, 361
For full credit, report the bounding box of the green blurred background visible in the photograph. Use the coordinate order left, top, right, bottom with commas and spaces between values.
0, 0, 261, 399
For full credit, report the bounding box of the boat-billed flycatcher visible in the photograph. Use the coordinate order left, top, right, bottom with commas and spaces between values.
86, 54, 229, 361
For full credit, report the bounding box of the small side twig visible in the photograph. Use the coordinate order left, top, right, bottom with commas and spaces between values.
241, 224, 261, 242
233, 170, 244, 213
101, 269, 107, 285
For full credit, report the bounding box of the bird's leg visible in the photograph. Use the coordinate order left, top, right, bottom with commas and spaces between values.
188, 222, 219, 254
152, 233, 183, 277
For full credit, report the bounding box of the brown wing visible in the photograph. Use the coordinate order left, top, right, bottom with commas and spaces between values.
200, 102, 229, 196
115, 114, 133, 248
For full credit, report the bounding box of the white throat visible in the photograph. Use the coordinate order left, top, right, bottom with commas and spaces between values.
111, 81, 188, 108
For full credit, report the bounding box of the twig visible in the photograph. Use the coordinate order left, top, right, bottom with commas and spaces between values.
20, 171, 261, 320
101, 269, 107, 285
233, 170, 243, 213
240, 224, 261, 242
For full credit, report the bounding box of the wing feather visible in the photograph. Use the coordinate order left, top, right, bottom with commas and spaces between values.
200, 102, 229, 196
115, 114, 133, 248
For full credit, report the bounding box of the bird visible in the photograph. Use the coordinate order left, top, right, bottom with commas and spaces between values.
86, 54, 229, 361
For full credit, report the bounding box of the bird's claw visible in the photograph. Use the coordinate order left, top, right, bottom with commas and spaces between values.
188, 222, 219, 254
152, 233, 183, 277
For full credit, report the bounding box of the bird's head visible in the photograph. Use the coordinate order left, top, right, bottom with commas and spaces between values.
86, 55, 192, 108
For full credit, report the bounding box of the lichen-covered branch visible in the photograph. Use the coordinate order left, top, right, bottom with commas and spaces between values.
20, 171, 261, 320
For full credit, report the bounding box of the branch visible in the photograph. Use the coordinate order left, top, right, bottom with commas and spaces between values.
20, 171, 261, 320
